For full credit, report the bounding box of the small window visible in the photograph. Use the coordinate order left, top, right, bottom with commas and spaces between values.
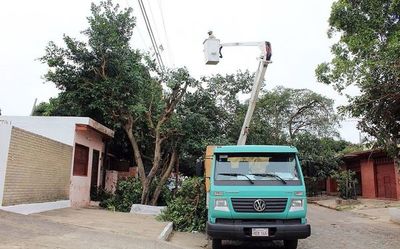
73, 144, 89, 176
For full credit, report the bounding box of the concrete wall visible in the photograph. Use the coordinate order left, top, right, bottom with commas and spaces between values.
2, 127, 73, 206
0, 120, 12, 205
70, 128, 105, 207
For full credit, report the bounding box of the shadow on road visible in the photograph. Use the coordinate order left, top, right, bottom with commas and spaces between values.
222, 240, 284, 249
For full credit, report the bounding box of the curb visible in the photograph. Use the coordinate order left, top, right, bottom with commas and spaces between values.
158, 222, 173, 241
310, 202, 338, 211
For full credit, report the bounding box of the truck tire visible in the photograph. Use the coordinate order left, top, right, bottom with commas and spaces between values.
212, 239, 222, 249
284, 239, 298, 249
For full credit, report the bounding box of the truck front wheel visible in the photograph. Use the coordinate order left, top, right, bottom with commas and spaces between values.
283, 239, 298, 249
212, 239, 222, 249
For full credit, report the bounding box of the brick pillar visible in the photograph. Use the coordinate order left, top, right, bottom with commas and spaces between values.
394, 164, 400, 200
360, 159, 376, 198
326, 177, 337, 194
326, 177, 332, 193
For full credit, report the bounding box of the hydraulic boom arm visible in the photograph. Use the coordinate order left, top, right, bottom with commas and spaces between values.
203, 31, 271, 145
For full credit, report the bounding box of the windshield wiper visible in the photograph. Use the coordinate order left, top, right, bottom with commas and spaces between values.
218, 173, 254, 184
251, 173, 287, 184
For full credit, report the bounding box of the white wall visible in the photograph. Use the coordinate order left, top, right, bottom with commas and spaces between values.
0, 116, 91, 146
0, 120, 12, 206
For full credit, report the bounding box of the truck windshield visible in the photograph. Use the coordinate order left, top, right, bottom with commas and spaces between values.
215, 153, 299, 182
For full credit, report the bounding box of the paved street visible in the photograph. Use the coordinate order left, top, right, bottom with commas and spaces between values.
0, 208, 177, 249
299, 204, 399, 249
170, 204, 400, 249
0, 205, 399, 249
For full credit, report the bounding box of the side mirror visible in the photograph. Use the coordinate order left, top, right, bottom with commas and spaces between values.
195, 160, 205, 177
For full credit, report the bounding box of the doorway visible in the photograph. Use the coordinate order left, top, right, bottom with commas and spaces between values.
91, 150, 100, 192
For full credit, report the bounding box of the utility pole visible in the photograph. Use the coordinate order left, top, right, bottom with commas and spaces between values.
30, 98, 37, 116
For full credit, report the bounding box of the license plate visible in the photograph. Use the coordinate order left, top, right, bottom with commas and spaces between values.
251, 228, 269, 237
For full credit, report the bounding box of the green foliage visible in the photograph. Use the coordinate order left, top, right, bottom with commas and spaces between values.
39, 0, 153, 126
178, 72, 342, 175
316, 0, 400, 163
100, 177, 172, 212
31, 98, 72, 116
294, 133, 350, 177
332, 170, 358, 199
304, 177, 324, 197
158, 177, 207, 232
39, 0, 198, 205
90, 187, 113, 202
293, 133, 350, 195
338, 144, 367, 156
250, 87, 340, 144
100, 177, 142, 212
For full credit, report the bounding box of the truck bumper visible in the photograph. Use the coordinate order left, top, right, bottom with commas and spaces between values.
207, 221, 311, 240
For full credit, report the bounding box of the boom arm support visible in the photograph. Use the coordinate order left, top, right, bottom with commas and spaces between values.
203, 32, 272, 145
237, 59, 269, 145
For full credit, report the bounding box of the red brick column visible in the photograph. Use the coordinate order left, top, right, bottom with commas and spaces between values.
326, 177, 337, 194
326, 177, 332, 193
394, 164, 400, 200
360, 159, 376, 198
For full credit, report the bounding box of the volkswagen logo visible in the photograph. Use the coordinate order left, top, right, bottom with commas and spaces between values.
253, 199, 266, 212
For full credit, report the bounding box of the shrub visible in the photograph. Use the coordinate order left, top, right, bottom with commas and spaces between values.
99, 177, 173, 212
90, 187, 113, 202
158, 177, 207, 232
332, 170, 358, 199
304, 176, 323, 197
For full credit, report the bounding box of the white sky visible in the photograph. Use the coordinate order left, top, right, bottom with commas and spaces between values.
0, 0, 362, 143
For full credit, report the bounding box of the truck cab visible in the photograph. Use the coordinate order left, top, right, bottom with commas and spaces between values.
205, 145, 311, 249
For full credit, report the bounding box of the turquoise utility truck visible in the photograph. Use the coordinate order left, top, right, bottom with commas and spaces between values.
201, 145, 310, 249
202, 33, 310, 248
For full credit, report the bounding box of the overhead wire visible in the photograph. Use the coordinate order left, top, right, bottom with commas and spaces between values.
124, 0, 150, 51
156, 0, 174, 66
145, 0, 162, 51
137, 0, 166, 74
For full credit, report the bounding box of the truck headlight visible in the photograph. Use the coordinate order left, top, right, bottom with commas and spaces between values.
214, 199, 229, 212
289, 199, 304, 212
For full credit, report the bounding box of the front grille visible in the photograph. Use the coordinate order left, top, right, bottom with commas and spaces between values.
216, 218, 301, 225
231, 198, 288, 213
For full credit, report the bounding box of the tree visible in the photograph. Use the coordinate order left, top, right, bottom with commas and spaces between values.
177, 88, 231, 174
31, 98, 71, 116
40, 0, 197, 205
249, 87, 340, 144
200, 70, 254, 143
316, 0, 400, 164
293, 133, 350, 195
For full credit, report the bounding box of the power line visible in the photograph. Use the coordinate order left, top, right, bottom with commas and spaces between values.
125, 0, 149, 49
145, 0, 162, 51
156, 0, 174, 66
137, 0, 166, 74
342, 118, 361, 122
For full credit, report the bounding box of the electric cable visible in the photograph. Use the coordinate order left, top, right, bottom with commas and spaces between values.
137, 0, 166, 74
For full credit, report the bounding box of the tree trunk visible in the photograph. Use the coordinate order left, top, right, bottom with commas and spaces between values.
174, 157, 180, 196
123, 115, 149, 204
150, 149, 177, 206
141, 180, 151, 204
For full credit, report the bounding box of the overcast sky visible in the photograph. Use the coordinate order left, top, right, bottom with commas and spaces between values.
0, 0, 362, 143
